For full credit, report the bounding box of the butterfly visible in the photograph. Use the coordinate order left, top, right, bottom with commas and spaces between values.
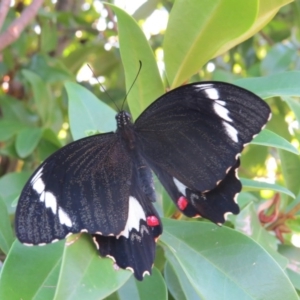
15, 81, 271, 280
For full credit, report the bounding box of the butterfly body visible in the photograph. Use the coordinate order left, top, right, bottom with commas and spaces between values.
15, 82, 271, 280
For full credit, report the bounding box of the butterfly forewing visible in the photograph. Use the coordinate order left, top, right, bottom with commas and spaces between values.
16, 133, 133, 244
135, 82, 271, 193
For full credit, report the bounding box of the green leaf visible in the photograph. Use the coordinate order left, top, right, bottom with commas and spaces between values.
278, 149, 300, 199
278, 245, 300, 290
164, 0, 257, 87
260, 44, 297, 75
252, 129, 299, 154
235, 202, 288, 268
0, 171, 31, 213
164, 253, 200, 300
161, 218, 298, 300
15, 127, 43, 158
107, 4, 164, 120
241, 178, 295, 198
65, 82, 116, 140
0, 196, 14, 254
235, 71, 300, 99
22, 69, 52, 124
109, 268, 167, 300
53, 234, 131, 300
0, 240, 64, 300
0, 120, 24, 141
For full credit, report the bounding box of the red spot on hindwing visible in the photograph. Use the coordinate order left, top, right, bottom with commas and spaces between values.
146, 216, 159, 226
177, 196, 188, 210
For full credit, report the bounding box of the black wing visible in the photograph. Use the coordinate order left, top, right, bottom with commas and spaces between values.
150, 159, 241, 223
93, 158, 162, 281
135, 82, 270, 193
16, 133, 133, 245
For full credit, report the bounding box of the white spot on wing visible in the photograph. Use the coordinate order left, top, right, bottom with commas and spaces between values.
194, 83, 212, 91
44, 192, 57, 214
58, 207, 72, 227
215, 100, 225, 106
205, 88, 219, 100
30, 167, 44, 184
213, 103, 233, 122
223, 121, 239, 142
173, 177, 187, 196
118, 197, 146, 239
32, 178, 45, 194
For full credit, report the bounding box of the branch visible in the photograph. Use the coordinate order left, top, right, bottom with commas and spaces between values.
0, 0, 11, 31
0, 0, 44, 52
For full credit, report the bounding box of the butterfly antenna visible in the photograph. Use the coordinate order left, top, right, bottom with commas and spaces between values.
121, 60, 142, 111
87, 64, 120, 112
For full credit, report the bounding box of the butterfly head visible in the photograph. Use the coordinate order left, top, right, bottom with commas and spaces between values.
116, 111, 132, 128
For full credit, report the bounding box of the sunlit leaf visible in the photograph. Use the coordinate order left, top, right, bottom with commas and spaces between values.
252, 129, 299, 155
107, 4, 164, 120
65, 82, 116, 140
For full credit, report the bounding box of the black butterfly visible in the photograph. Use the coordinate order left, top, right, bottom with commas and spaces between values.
15, 82, 271, 280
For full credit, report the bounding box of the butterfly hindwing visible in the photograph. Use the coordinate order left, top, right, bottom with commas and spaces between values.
16, 133, 133, 244
93, 158, 162, 280
135, 82, 271, 193
149, 159, 241, 223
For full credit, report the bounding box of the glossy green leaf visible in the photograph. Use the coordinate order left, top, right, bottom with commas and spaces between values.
164, 0, 292, 87
0, 240, 64, 300
235, 202, 288, 268
107, 4, 164, 120
241, 178, 295, 198
235, 71, 300, 99
65, 82, 116, 140
15, 127, 43, 158
164, 252, 200, 300
109, 268, 167, 300
252, 129, 299, 154
22, 69, 52, 124
53, 234, 131, 300
0, 196, 14, 254
161, 218, 298, 300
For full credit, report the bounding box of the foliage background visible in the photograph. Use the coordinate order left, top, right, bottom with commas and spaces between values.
0, 0, 300, 299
